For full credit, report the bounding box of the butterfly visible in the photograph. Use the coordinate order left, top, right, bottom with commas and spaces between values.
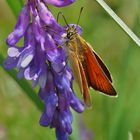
60, 8, 117, 107
43, 8, 117, 107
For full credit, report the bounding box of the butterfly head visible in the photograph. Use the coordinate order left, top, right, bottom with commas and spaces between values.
65, 25, 78, 40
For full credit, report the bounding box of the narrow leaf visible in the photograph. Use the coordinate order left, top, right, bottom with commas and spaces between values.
6, 0, 23, 17
95, 0, 140, 47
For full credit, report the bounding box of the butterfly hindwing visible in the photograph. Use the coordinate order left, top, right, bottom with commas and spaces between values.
68, 40, 92, 107
78, 59, 92, 107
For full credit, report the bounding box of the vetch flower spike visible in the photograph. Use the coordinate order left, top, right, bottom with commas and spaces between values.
4, 0, 85, 140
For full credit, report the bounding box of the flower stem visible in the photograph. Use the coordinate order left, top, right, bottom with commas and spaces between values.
95, 0, 140, 47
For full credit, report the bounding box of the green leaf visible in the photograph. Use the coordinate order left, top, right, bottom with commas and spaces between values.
0, 55, 44, 112
6, 0, 24, 17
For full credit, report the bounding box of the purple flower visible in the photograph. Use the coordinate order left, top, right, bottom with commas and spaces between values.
6, 6, 30, 46
43, 0, 75, 7
78, 118, 94, 140
4, 0, 85, 140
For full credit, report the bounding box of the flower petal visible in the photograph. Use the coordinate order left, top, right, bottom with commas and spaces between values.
8, 47, 20, 57
38, 71, 55, 100
20, 54, 34, 68
43, 0, 75, 7
32, 15, 46, 50
39, 112, 51, 127
45, 94, 58, 120
38, 70, 47, 88
51, 61, 66, 74
55, 129, 68, 140
3, 56, 18, 69
17, 46, 34, 68
17, 68, 25, 78
45, 33, 66, 63
58, 110, 72, 134
70, 93, 85, 113
37, 2, 62, 31
6, 6, 30, 46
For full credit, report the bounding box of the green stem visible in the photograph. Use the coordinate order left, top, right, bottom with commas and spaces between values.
6, 0, 23, 17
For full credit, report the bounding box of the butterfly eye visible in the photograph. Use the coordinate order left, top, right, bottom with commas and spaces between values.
72, 25, 75, 28
74, 27, 77, 32
67, 32, 73, 39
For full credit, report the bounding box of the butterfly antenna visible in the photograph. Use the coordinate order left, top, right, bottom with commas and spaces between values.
77, 7, 84, 25
57, 12, 69, 27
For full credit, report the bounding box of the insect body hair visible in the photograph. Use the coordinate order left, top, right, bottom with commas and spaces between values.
66, 26, 78, 40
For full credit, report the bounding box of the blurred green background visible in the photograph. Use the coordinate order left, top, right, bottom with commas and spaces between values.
0, 0, 140, 140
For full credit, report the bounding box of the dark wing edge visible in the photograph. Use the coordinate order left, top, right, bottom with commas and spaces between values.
92, 49, 112, 82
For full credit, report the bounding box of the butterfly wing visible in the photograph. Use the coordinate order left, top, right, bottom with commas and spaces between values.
78, 36, 117, 96
68, 48, 83, 94
68, 42, 92, 107
93, 50, 112, 82
78, 59, 91, 107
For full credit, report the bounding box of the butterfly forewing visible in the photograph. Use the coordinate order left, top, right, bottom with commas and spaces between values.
92, 50, 112, 82
78, 35, 117, 96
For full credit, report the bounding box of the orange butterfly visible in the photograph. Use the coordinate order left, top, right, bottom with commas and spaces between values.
61, 9, 117, 107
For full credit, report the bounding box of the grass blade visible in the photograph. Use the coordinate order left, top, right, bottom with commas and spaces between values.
6, 0, 23, 17
95, 0, 140, 47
